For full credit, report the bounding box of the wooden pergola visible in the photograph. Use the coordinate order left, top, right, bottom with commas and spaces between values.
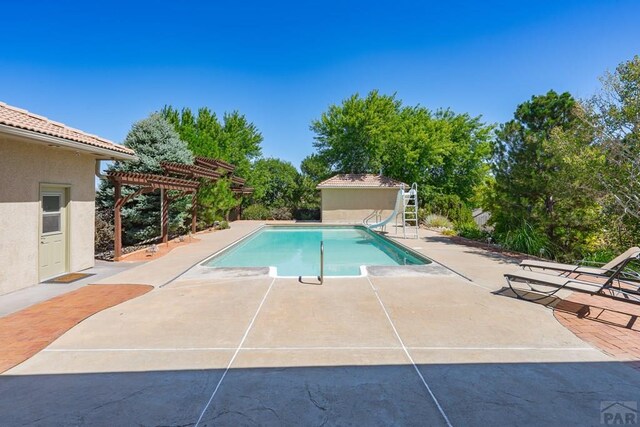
108, 157, 252, 260
194, 156, 235, 173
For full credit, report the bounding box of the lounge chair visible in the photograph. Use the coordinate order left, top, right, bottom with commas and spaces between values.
519, 247, 640, 280
505, 252, 640, 303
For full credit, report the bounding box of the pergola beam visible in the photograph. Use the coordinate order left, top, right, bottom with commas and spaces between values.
109, 171, 199, 191
108, 157, 249, 259
194, 156, 235, 173
161, 162, 221, 180
108, 172, 198, 260
232, 187, 254, 194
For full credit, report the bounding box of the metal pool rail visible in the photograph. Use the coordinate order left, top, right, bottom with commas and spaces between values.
318, 240, 324, 285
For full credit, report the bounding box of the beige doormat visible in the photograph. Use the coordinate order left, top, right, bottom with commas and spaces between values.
43, 272, 93, 284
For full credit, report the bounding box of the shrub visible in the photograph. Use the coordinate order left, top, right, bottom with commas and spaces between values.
497, 221, 551, 257
422, 194, 474, 226
218, 220, 230, 230
294, 208, 321, 221
456, 222, 491, 241
422, 214, 454, 229
270, 207, 293, 220
95, 210, 114, 253
418, 207, 430, 223
441, 228, 458, 236
243, 204, 271, 220
580, 249, 617, 265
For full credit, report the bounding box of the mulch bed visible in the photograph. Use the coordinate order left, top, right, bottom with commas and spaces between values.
118, 236, 200, 262
0, 284, 153, 373
96, 230, 220, 261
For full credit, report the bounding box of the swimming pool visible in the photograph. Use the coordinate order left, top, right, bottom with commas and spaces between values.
202, 226, 430, 277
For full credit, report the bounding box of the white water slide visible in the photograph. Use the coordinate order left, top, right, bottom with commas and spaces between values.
363, 183, 419, 238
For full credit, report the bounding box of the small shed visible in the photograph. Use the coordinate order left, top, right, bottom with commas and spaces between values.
317, 174, 407, 223
0, 102, 136, 294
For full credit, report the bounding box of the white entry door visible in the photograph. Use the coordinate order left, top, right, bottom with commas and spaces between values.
39, 187, 68, 280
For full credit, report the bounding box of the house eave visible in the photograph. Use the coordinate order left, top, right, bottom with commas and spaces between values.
0, 124, 137, 161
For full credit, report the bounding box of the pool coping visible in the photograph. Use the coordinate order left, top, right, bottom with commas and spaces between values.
179, 224, 452, 280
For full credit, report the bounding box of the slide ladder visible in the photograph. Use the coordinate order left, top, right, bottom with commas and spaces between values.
401, 183, 419, 239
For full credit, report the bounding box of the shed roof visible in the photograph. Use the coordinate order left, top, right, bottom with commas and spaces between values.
0, 101, 135, 158
317, 174, 406, 189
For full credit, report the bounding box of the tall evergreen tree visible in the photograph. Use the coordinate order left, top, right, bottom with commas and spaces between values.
96, 113, 193, 244
488, 90, 602, 259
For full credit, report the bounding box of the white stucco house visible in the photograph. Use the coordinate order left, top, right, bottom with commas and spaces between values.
0, 102, 136, 295
317, 174, 407, 223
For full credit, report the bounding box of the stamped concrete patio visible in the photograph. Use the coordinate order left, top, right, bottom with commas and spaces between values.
1, 222, 639, 426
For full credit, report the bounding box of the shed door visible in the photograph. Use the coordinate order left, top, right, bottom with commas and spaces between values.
39, 187, 68, 280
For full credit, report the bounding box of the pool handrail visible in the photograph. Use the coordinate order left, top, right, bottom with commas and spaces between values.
318, 240, 324, 285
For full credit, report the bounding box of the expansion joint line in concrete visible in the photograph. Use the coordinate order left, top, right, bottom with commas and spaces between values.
366, 276, 453, 427
194, 276, 276, 427
43, 346, 595, 352
426, 257, 494, 291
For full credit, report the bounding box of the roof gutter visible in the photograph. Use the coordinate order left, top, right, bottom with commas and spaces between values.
0, 124, 137, 161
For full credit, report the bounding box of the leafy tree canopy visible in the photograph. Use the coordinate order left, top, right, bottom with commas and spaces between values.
162, 106, 262, 177
306, 90, 493, 203
248, 158, 301, 209
162, 106, 264, 220
590, 55, 640, 221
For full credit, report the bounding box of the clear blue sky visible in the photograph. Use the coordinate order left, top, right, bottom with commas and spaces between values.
1, 0, 638, 168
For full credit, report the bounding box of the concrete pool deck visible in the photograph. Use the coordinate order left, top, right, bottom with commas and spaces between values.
1, 221, 639, 426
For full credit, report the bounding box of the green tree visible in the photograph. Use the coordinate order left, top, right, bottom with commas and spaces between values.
96, 113, 194, 244
300, 153, 332, 183
248, 158, 300, 209
311, 90, 400, 174
298, 153, 330, 209
586, 55, 640, 250
219, 111, 263, 177
162, 106, 263, 223
488, 90, 602, 259
385, 108, 493, 202
307, 90, 493, 208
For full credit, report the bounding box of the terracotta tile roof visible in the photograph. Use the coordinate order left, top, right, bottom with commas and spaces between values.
0, 102, 135, 157
317, 174, 406, 189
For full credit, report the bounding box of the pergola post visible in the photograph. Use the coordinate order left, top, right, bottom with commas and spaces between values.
191, 192, 198, 234
114, 180, 122, 261
108, 159, 249, 261
162, 189, 169, 244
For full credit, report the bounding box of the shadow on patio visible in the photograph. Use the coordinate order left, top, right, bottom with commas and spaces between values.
1, 360, 639, 426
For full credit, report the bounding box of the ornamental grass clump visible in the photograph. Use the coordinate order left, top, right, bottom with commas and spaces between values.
422, 214, 454, 230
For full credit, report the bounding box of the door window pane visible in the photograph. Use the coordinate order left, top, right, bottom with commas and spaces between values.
43, 195, 61, 212
43, 214, 61, 233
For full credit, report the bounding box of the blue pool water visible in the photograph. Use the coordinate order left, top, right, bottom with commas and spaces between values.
203, 226, 429, 276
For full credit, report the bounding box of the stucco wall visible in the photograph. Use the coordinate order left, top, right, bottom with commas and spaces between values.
320, 188, 400, 223
0, 135, 96, 294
